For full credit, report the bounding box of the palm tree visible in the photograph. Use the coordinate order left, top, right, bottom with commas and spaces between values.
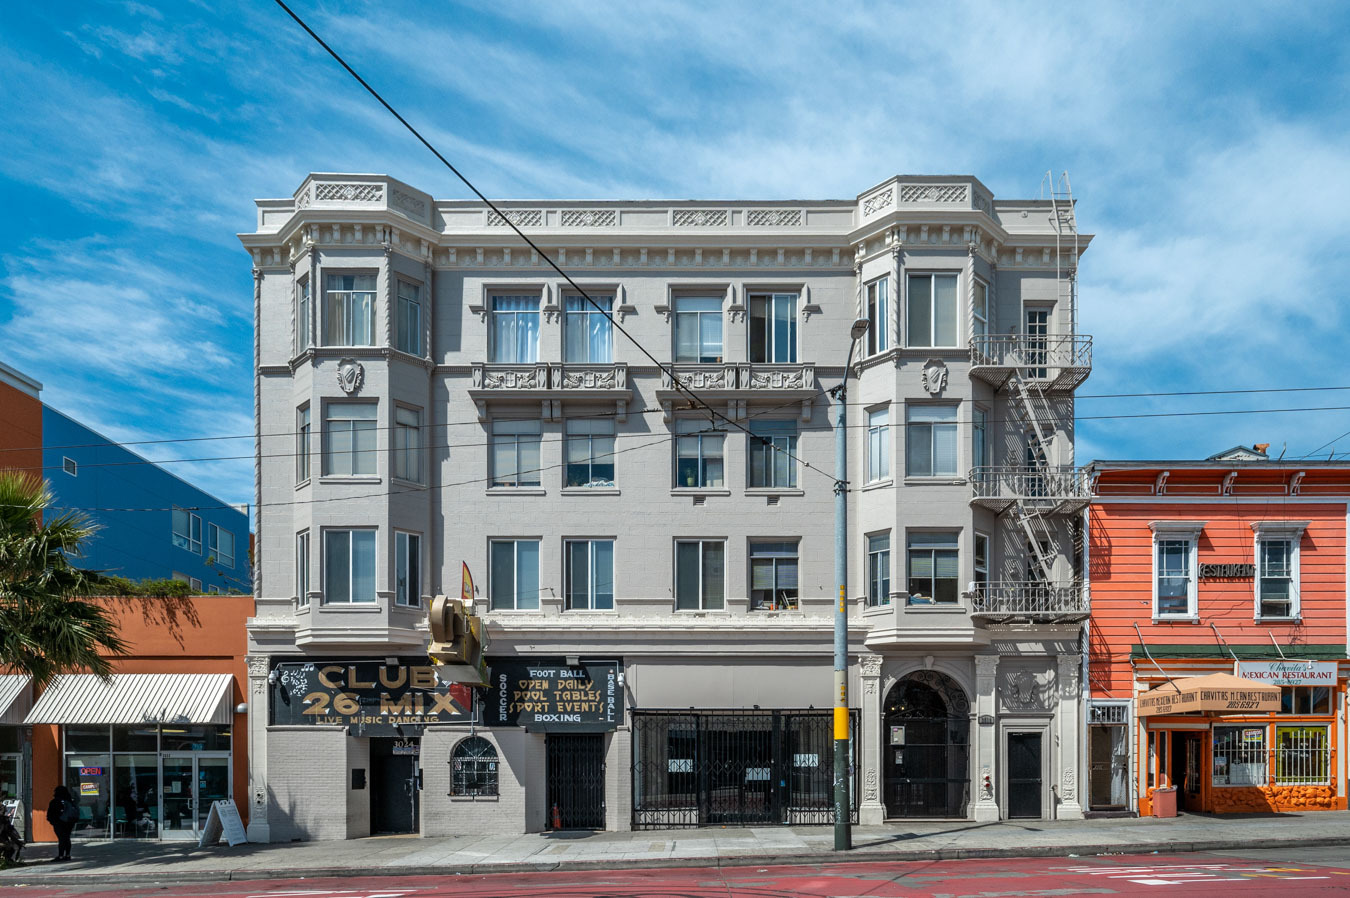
0, 471, 126, 686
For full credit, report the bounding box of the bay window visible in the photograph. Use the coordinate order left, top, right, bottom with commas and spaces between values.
867, 533, 890, 606
866, 278, 889, 355
324, 403, 378, 477
324, 529, 376, 604
323, 274, 376, 346
393, 406, 422, 483
907, 273, 958, 348
867, 409, 890, 482
395, 280, 423, 356
395, 531, 421, 607
906, 405, 958, 477
907, 532, 959, 605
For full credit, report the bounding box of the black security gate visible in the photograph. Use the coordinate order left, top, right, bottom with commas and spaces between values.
546, 733, 606, 830
1007, 732, 1043, 818
631, 709, 858, 829
883, 672, 970, 818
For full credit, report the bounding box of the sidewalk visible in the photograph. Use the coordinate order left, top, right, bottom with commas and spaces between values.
5, 812, 1350, 886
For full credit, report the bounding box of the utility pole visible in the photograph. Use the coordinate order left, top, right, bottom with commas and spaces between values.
833, 317, 870, 851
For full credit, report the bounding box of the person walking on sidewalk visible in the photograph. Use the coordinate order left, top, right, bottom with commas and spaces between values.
45, 786, 77, 862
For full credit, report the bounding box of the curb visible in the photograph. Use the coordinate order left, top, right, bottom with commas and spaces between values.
4, 835, 1350, 887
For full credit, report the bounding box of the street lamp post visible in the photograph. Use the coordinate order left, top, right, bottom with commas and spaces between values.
833, 316, 871, 851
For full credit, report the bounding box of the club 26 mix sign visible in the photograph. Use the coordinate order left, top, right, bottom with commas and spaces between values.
270, 660, 474, 736
485, 658, 623, 732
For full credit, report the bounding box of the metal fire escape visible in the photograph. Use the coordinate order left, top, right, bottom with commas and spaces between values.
968, 171, 1091, 623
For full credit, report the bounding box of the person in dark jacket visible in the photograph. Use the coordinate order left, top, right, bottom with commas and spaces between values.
45, 786, 75, 862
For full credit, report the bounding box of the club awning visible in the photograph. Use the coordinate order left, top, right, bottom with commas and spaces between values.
24, 673, 234, 726
1136, 672, 1281, 717
0, 675, 33, 725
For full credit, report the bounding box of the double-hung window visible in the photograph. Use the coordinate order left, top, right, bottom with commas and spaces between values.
393, 406, 422, 483
907, 532, 959, 605
907, 273, 958, 347
172, 507, 201, 554
867, 409, 890, 483
867, 533, 891, 606
295, 278, 312, 353
972, 280, 988, 340
490, 539, 540, 610
564, 295, 613, 363
675, 540, 724, 610
395, 280, 423, 356
208, 524, 235, 569
296, 405, 311, 483
565, 539, 614, 610
906, 405, 958, 477
323, 274, 376, 346
674, 297, 722, 363
1150, 522, 1203, 618
324, 403, 378, 476
749, 541, 798, 610
565, 419, 615, 488
972, 407, 989, 474
675, 420, 724, 488
491, 420, 541, 488
296, 531, 310, 606
1253, 522, 1307, 619
748, 293, 797, 363
747, 420, 797, 489
866, 278, 889, 355
324, 529, 376, 604
395, 531, 421, 607
490, 295, 540, 363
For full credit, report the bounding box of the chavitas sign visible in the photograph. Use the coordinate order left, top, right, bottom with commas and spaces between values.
270, 660, 474, 736
485, 658, 623, 732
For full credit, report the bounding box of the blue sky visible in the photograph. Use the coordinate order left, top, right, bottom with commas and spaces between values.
2, 0, 1349, 510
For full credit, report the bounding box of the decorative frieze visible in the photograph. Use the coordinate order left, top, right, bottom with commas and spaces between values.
389, 187, 427, 219
314, 182, 384, 203
672, 209, 729, 227
746, 209, 803, 227
900, 183, 969, 204
487, 209, 544, 227
862, 189, 893, 217
560, 209, 617, 227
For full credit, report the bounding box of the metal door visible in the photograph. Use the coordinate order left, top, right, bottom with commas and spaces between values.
370, 738, 420, 834
1007, 732, 1043, 818
160, 754, 231, 840
884, 716, 970, 818
547, 733, 606, 830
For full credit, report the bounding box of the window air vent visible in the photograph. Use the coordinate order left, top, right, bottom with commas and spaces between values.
692, 496, 706, 506
766, 496, 779, 506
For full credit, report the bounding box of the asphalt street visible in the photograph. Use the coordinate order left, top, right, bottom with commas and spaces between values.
14, 846, 1350, 897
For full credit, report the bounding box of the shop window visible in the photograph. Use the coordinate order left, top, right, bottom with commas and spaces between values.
1212, 726, 1266, 786
1280, 685, 1332, 714
450, 736, 499, 797
1275, 725, 1329, 786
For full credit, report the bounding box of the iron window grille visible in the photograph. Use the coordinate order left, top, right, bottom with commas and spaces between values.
1212, 725, 1267, 786
1275, 725, 1329, 786
450, 736, 499, 796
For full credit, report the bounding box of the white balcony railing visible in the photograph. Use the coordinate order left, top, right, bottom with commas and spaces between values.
969, 580, 1088, 621
969, 466, 1090, 511
970, 334, 1092, 390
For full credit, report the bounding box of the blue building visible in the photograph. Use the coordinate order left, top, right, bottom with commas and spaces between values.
42, 406, 251, 593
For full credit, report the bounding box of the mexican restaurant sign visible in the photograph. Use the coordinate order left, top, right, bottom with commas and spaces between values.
485, 658, 623, 732
1136, 672, 1281, 717
1236, 660, 1337, 687
271, 660, 474, 736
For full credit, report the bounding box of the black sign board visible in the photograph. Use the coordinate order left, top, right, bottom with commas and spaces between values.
485, 658, 623, 732
270, 659, 474, 736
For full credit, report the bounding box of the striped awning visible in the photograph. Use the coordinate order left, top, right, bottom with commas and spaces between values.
0, 675, 33, 725
25, 673, 234, 725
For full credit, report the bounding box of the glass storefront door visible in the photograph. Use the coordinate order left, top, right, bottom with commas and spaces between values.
160, 754, 231, 840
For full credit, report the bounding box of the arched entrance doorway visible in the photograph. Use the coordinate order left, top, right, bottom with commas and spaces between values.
882, 671, 971, 818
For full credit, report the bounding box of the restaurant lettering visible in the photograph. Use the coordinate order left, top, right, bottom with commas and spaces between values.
1237, 660, 1337, 687
1199, 563, 1255, 580
486, 659, 623, 732
270, 659, 473, 736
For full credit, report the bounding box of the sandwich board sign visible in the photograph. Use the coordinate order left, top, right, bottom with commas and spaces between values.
198, 799, 247, 847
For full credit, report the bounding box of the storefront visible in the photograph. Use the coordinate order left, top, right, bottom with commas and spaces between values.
25, 673, 238, 840
0, 675, 33, 836
1135, 664, 1347, 815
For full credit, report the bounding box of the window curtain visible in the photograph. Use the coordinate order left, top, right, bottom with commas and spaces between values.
565, 297, 612, 363
491, 296, 539, 363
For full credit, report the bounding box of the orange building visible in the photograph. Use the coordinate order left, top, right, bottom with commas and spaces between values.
0, 594, 251, 843
0, 360, 43, 481
1086, 451, 1348, 817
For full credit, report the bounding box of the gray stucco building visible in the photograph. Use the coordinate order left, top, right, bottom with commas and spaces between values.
241, 173, 1091, 841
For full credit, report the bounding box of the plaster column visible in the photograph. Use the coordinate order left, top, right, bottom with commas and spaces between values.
1056, 654, 1085, 819
858, 654, 886, 824
973, 654, 1000, 821
245, 654, 272, 842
